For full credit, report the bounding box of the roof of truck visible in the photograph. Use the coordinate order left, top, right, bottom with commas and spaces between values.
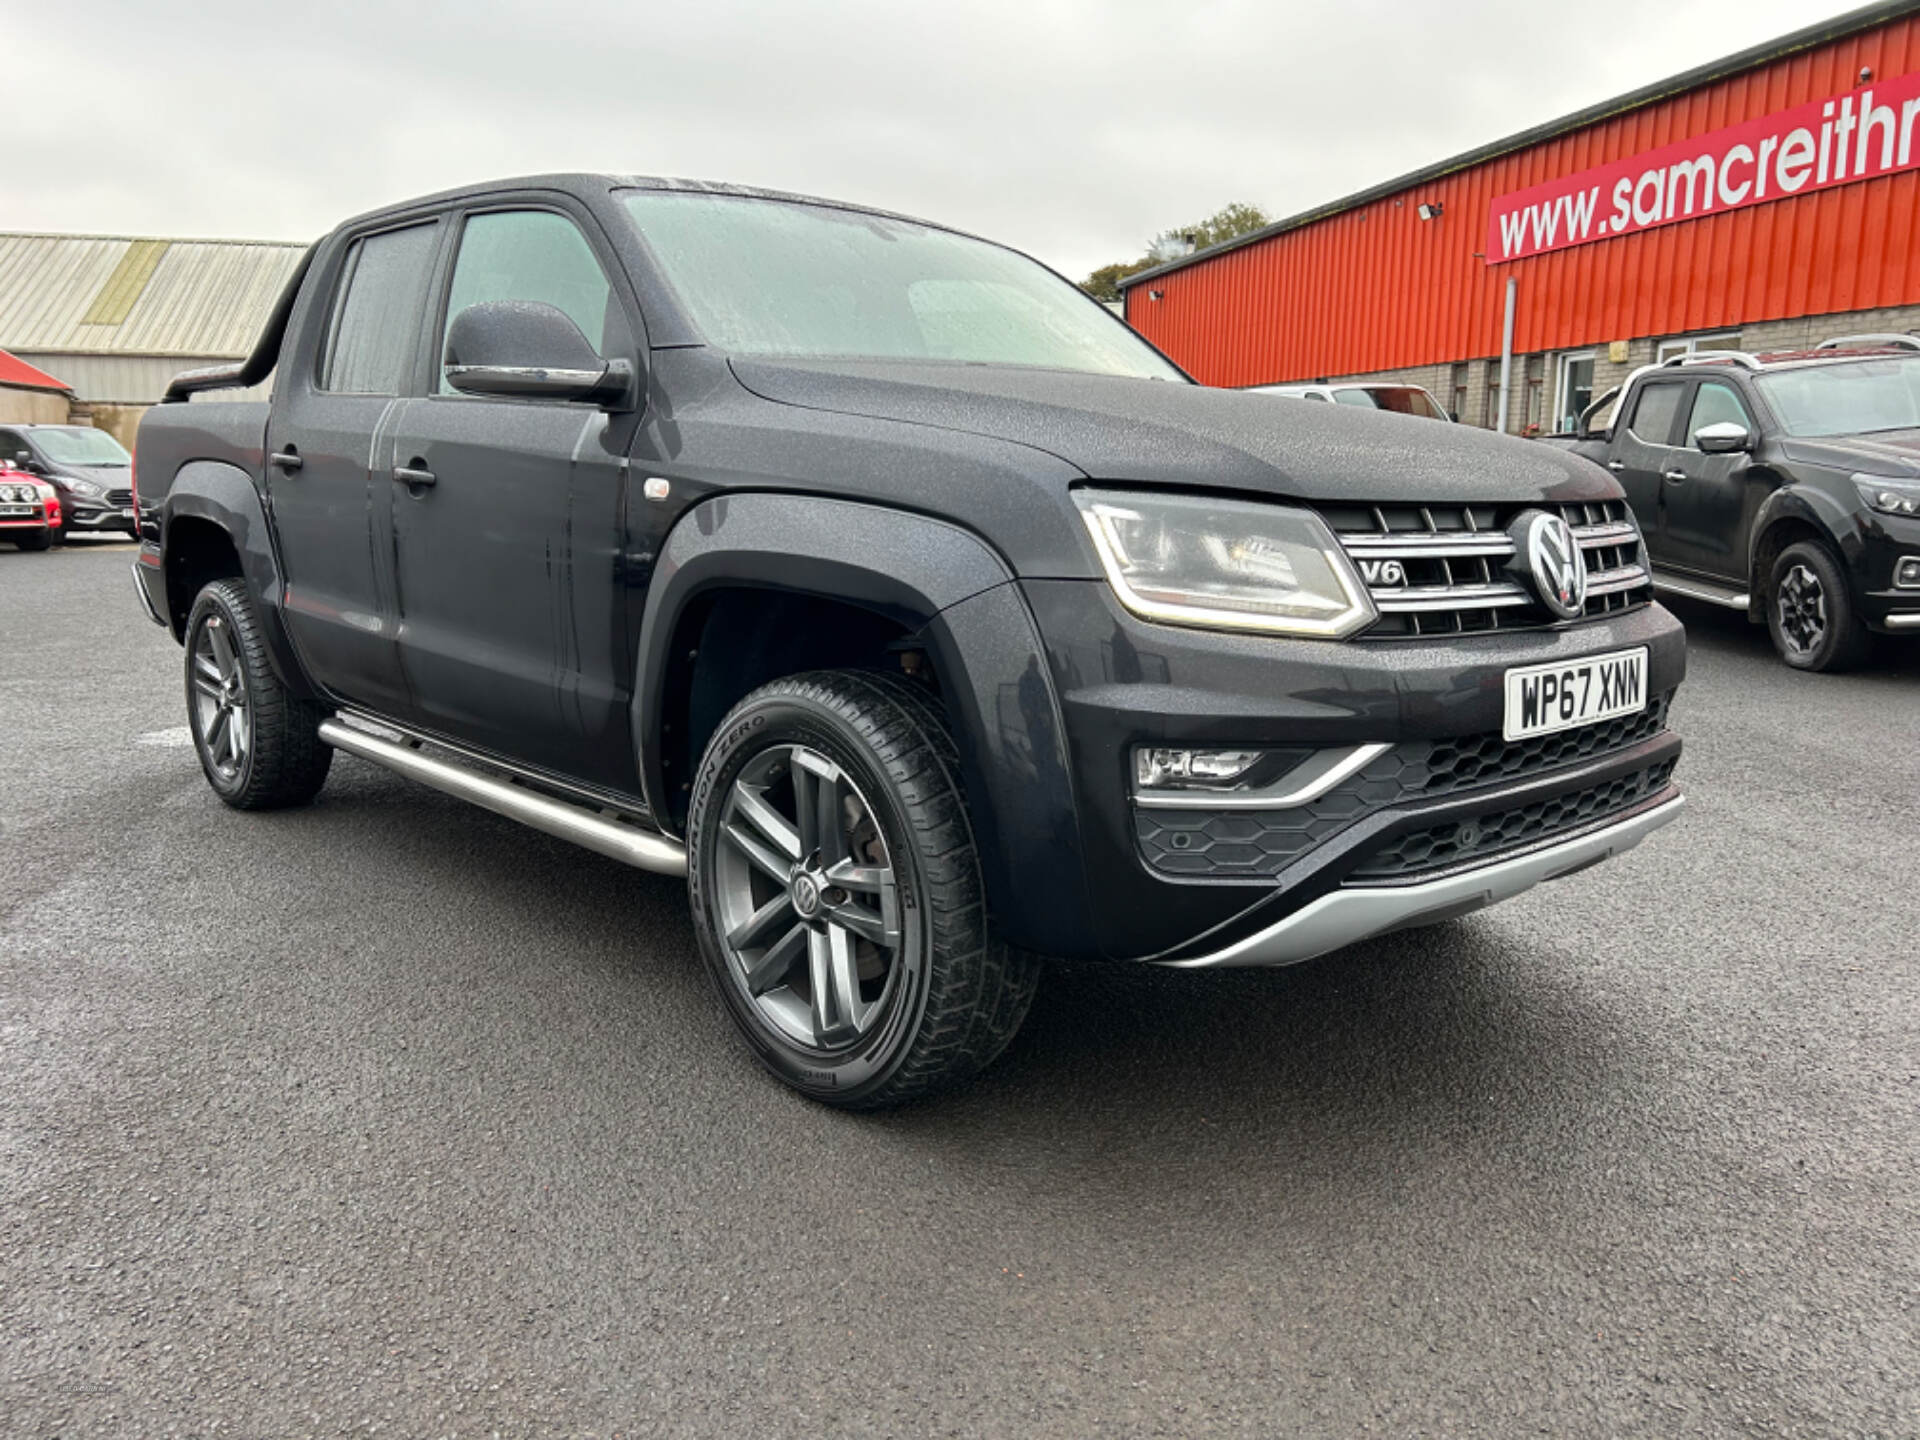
336, 173, 974, 245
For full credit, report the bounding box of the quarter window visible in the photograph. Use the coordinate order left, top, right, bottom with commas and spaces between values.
319, 223, 439, 395
1627, 382, 1685, 444
438, 211, 618, 394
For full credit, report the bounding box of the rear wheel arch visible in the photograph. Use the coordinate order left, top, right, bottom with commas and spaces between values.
159, 461, 318, 699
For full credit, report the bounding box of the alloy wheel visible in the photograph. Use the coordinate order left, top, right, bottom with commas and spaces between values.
191, 613, 251, 783
1776, 562, 1827, 659
712, 743, 904, 1051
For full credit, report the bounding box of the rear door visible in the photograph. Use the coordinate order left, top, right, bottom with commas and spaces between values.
266, 219, 442, 712
384, 203, 644, 793
1608, 379, 1688, 562
1659, 378, 1762, 582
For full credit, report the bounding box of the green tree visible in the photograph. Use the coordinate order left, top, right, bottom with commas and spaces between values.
1079, 202, 1271, 301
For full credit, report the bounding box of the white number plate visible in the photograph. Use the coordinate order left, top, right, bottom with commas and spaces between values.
1503, 647, 1648, 741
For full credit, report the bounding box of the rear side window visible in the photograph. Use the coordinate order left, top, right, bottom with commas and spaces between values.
319, 223, 439, 395
1627, 382, 1685, 444
437, 210, 618, 394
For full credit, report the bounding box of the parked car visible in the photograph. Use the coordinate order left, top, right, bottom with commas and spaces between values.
1245, 381, 1452, 420
132, 174, 1684, 1107
0, 463, 59, 550
0, 424, 138, 540
1546, 339, 1920, 671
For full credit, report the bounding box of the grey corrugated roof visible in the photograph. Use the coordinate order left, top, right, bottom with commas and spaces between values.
1120, 0, 1920, 290
0, 233, 308, 358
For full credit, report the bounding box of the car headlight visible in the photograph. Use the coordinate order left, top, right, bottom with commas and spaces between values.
3, 483, 32, 503
1855, 475, 1920, 517
1074, 488, 1376, 638
65, 478, 104, 499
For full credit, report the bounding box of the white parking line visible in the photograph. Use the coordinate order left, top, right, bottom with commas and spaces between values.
136, 726, 193, 748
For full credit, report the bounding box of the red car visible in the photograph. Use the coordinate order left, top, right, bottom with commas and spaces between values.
0, 463, 59, 550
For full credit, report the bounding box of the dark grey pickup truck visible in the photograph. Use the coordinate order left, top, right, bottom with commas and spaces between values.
1550, 342, 1920, 670
132, 174, 1685, 1106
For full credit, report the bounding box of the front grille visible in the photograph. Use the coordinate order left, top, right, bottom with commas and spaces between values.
1325, 500, 1653, 638
1134, 694, 1673, 879
1387, 692, 1672, 798
1348, 759, 1676, 881
106, 488, 134, 507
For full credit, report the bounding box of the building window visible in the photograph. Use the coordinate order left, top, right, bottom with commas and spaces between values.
1555, 351, 1596, 432
1450, 363, 1468, 423
1657, 332, 1742, 363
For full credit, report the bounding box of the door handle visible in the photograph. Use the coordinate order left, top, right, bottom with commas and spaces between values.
1606, 460, 1626, 472
1662, 469, 1688, 483
270, 448, 303, 472
392, 463, 437, 488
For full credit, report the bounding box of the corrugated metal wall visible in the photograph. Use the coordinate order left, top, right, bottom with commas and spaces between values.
0, 236, 305, 358
1127, 15, 1920, 386
9, 353, 272, 406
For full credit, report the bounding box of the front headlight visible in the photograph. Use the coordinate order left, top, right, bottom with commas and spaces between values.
1855, 475, 1920, 517
66, 478, 104, 499
1074, 488, 1375, 638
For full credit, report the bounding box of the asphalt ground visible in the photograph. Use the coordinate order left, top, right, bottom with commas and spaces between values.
2, 540, 1916, 1438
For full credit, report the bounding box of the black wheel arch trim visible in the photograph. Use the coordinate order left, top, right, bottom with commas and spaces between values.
159, 460, 319, 701
1748, 482, 1864, 616
636, 491, 1099, 956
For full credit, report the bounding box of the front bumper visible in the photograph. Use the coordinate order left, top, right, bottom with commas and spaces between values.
1168, 793, 1683, 967
63, 502, 138, 533
1851, 511, 1920, 632
1022, 579, 1687, 963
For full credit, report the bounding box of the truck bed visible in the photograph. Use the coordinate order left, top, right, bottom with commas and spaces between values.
136, 399, 271, 509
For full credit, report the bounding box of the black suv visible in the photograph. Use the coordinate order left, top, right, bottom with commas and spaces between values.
0, 423, 138, 540
131, 175, 1685, 1107
1556, 342, 1920, 670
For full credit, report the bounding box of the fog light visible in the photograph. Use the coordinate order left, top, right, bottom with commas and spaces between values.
1135, 747, 1263, 789
1897, 556, 1920, 589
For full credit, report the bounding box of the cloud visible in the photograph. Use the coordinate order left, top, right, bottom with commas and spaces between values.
0, 0, 1867, 278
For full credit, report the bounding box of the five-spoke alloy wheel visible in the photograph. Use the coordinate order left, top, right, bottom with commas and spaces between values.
686, 671, 1039, 1108
191, 610, 253, 785
183, 578, 333, 809
714, 742, 905, 1051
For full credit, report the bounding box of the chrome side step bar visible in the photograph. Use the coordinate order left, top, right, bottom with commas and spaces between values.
1651, 572, 1750, 610
316, 718, 688, 878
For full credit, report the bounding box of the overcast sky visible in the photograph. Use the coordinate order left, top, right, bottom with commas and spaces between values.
1, 0, 1874, 280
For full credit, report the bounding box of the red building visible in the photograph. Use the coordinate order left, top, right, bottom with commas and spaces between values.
1121, 0, 1920, 435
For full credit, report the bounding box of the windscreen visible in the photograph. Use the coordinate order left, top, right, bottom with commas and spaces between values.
1336, 386, 1446, 419
30, 427, 131, 466
1755, 357, 1920, 437
622, 192, 1184, 381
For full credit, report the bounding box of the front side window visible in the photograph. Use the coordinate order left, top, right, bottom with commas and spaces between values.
1686, 382, 1752, 443
19, 426, 130, 466
320, 223, 438, 394
1754, 357, 1920, 437
621, 191, 1184, 381
439, 210, 616, 394
1627, 382, 1685, 444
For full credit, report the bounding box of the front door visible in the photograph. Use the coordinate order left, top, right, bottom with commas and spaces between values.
265, 219, 441, 713
386, 205, 643, 794
1659, 378, 1762, 582
1608, 378, 1688, 562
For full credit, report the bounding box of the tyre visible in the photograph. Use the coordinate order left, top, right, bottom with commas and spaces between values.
184, 577, 333, 809
14, 530, 51, 551
1766, 540, 1871, 672
686, 670, 1039, 1109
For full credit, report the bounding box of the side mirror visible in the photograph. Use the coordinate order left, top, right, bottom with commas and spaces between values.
1694, 421, 1751, 454
443, 300, 634, 407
